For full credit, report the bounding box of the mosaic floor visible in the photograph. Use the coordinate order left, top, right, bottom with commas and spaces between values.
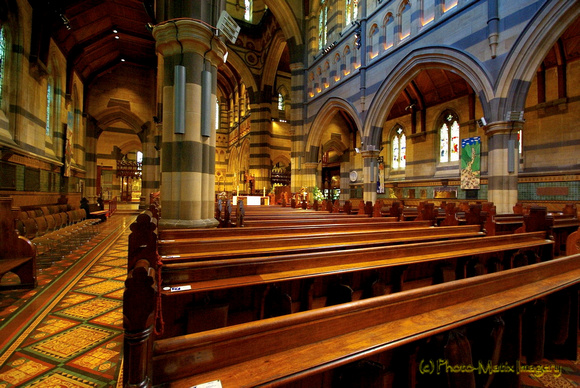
0, 214, 136, 388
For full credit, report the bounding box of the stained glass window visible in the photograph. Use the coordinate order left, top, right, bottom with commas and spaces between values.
278, 93, 285, 111
318, 0, 328, 51
215, 98, 220, 130
244, 0, 252, 22
0, 26, 6, 108
346, 0, 359, 25
45, 81, 52, 136
440, 112, 460, 163
392, 127, 406, 169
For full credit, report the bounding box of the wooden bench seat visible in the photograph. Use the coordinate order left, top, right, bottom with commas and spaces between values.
159, 220, 433, 240
240, 216, 399, 227
144, 253, 580, 388
0, 198, 37, 289
160, 232, 553, 294
159, 225, 485, 262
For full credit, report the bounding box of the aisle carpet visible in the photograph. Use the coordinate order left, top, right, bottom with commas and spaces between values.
0, 214, 135, 388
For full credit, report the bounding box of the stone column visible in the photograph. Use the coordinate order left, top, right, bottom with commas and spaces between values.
153, 19, 227, 228
361, 149, 380, 204
84, 116, 99, 203
249, 91, 272, 194
302, 162, 319, 203
485, 121, 521, 213
140, 123, 160, 209
290, 62, 306, 193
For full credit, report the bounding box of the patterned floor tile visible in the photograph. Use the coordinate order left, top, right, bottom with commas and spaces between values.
24, 325, 117, 362
0, 355, 53, 387
56, 298, 122, 321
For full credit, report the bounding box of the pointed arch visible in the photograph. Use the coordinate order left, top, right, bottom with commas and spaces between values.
263, 0, 303, 47
364, 47, 493, 147
94, 106, 146, 135
495, 1, 580, 119
305, 97, 362, 162
262, 29, 287, 90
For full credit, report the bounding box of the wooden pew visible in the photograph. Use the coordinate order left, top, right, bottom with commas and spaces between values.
125, 250, 580, 388
0, 197, 37, 289
160, 220, 434, 240
160, 232, 554, 293
158, 224, 486, 261
241, 216, 399, 227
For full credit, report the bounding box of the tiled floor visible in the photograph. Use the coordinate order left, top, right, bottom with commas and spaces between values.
0, 213, 137, 388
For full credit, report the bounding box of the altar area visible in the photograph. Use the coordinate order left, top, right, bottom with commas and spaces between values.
232, 195, 270, 206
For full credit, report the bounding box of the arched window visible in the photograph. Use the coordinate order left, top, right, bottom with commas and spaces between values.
439, 111, 460, 163
345, 0, 359, 25
215, 97, 220, 131
422, 0, 435, 26
400, 1, 412, 41
392, 127, 406, 169
0, 26, 6, 109
318, 0, 328, 51
444, 0, 458, 12
45, 78, 53, 136
343, 46, 351, 76
277, 93, 285, 111
368, 24, 379, 60
244, 0, 252, 22
333, 52, 342, 82
383, 13, 395, 50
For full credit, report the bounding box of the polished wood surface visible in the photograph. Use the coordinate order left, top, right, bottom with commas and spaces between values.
153, 254, 580, 387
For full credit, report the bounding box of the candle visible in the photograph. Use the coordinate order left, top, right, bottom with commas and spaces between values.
263, 187, 266, 197
237, 185, 239, 196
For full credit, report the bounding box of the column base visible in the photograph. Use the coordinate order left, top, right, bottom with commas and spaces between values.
159, 218, 219, 229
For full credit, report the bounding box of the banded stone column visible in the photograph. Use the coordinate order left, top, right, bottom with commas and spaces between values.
153, 19, 227, 228
485, 121, 521, 213
301, 162, 319, 203
249, 91, 272, 194
84, 116, 99, 203
290, 62, 306, 193
140, 123, 160, 209
361, 149, 380, 204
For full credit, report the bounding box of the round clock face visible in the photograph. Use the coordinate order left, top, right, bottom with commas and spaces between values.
349, 170, 358, 182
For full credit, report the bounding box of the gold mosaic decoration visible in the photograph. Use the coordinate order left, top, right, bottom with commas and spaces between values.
71, 347, 118, 372
90, 268, 126, 279
0, 358, 49, 386
29, 326, 114, 361
58, 298, 121, 320
76, 280, 124, 295
36, 318, 78, 335
99, 258, 126, 267
26, 370, 98, 387
105, 288, 124, 300
91, 308, 123, 326
59, 294, 94, 308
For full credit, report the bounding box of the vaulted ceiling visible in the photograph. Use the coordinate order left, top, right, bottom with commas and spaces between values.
35, 0, 156, 85
34, 1, 580, 114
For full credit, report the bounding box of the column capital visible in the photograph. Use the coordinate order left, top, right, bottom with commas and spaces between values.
484, 120, 524, 137
153, 19, 228, 66
360, 149, 380, 159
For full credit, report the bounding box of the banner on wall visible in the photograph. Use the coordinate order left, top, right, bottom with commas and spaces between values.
461, 136, 481, 189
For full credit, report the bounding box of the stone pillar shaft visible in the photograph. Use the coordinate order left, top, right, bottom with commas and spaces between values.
153, 19, 226, 228
485, 121, 521, 213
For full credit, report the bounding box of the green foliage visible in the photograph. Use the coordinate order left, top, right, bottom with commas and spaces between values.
312, 186, 324, 202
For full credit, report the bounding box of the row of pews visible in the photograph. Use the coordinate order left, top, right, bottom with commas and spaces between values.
124, 201, 580, 388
